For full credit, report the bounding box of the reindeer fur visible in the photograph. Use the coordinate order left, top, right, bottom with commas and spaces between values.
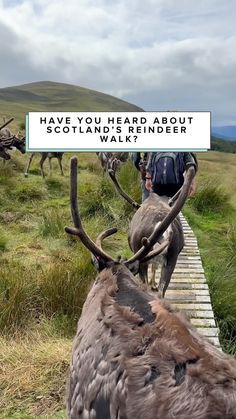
67, 263, 236, 419
128, 192, 184, 295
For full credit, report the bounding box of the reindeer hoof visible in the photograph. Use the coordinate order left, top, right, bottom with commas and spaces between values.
24, 173, 28, 178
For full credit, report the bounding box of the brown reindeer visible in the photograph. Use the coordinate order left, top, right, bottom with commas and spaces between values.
108, 165, 196, 296
0, 136, 26, 155
66, 157, 236, 419
24, 152, 64, 178
0, 118, 26, 157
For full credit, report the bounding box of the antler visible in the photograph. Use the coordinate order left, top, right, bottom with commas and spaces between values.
125, 166, 196, 265
0, 117, 14, 131
0, 138, 14, 148
96, 228, 118, 248
65, 157, 115, 264
108, 169, 140, 209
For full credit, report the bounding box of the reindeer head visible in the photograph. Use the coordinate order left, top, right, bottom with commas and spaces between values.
11, 136, 26, 154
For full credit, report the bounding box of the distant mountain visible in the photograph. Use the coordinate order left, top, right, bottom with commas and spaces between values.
0, 81, 143, 129
211, 136, 236, 154
212, 126, 236, 141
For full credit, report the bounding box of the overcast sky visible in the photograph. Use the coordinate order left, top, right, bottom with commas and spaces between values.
0, 0, 235, 125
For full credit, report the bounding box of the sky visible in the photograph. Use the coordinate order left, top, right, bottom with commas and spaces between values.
0, 0, 235, 125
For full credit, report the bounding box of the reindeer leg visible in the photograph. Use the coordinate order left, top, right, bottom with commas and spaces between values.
57, 157, 64, 176
40, 155, 47, 178
24, 153, 35, 177
151, 263, 158, 290
48, 157, 52, 176
158, 252, 178, 298
138, 262, 148, 284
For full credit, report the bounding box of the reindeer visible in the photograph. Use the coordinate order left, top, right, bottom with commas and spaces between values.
0, 136, 26, 155
97, 152, 129, 173
0, 118, 26, 156
108, 165, 195, 297
24, 152, 64, 178
66, 157, 236, 419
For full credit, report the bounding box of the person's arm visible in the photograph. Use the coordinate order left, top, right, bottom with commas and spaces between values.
183, 153, 198, 196
132, 152, 141, 171
183, 152, 198, 172
145, 152, 154, 191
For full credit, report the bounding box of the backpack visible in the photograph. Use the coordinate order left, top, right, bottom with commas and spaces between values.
151, 152, 185, 185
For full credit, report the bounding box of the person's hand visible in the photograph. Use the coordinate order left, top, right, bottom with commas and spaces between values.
145, 178, 152, 191
188, 178, 197, 196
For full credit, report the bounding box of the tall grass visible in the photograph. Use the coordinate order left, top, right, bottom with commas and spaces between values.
39, 210, 66, 238
0, 263, 41, 333
185, 171, 236, 354
190, 178, 231, 214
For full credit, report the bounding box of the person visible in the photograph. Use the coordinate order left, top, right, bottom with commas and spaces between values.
145, 152, 197, 198
131, 152, 150, 202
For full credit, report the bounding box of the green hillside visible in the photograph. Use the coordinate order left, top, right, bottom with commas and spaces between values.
0, 81, 143, 130
211, 135, 236, 154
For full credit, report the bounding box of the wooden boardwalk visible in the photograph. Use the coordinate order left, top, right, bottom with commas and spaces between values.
150, 214, 221, 348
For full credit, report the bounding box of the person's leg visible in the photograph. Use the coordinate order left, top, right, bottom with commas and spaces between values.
141, 179, 150, 202
152, 184, 182, 198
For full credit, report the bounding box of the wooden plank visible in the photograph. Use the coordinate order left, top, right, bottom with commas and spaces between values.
166, 296, 211, 303
173, 303, 213, 310
196, 327, 219, 337
176, 259, 202, 264
173, 268, 205, 273
191, 318, 217, 328
185, 311, 215, 319
179, 254, 201, 258
166, 289, 210, 297
176, 265, 204, 269
171, 277, 206, 284
168, 283, 209, 290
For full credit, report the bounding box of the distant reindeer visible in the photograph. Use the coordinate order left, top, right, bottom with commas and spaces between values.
66, 157, 236, 419
108, 165, 196, 296
97, 152, 129, 173
24, 152, 64, 178
0, 136, 26, 155
0, 117, 26, 156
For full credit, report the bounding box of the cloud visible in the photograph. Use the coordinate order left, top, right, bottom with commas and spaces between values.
0, 0, 235, 124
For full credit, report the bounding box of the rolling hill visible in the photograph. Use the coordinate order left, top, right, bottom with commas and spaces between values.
211, 135, 236, 153
212, 126, 236, 141
0, 81, 143, 130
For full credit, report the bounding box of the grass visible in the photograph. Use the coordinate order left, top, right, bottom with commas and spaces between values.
184, 151, 236, 352
0, 148, 235, 416
0, 334, 70, 418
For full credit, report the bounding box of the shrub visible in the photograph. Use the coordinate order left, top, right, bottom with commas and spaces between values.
0, 262, 40, 333
190, 179, 231, 214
